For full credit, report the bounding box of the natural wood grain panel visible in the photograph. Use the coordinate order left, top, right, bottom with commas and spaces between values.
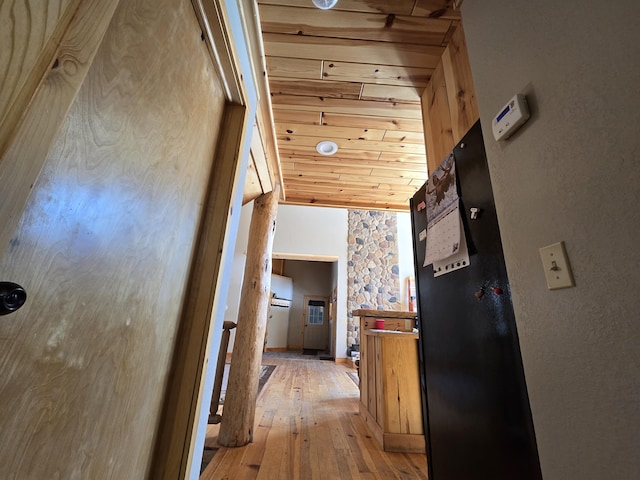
361, 84, 422, 104
269, 78, 363, 99
272, 95, 423, 119
275, 122, 385, 141
284, 196, 410, 210
0, 0, 121, 258
281, 167, 343, 180
382, 130, 426, 144
279, 146, 382, 161
264, 33, 445, 69
322, 60, 432, 88
282, 179, 418, 194
260, 5, 452, 45
321, 112, 424, 132
369, 167, 427, 179
266, 56, 322, 80
283, 186, 417, 200
283, 155, 427, 176
273, 109, 322, 125
421, 60, 453, 174
337, 174, 414, 186
412, 0, 461, 20
377, 151, 427, 163
278, 134, 425, 155
381, 337, 423, 435
244, 153, 264, 204
250, 123, 273, 195
283, 163, 374, 177
258, 0, 416, 15
0, 1, 227, 479
359, 330, 424, 452
283, 193, 415, 208
441, 23, 479, 142
284, 179, 417, 195
257, 0, 467, 210
0, 0, 80, 157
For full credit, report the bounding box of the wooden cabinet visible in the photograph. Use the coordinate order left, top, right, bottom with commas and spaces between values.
354, 310, 425, 453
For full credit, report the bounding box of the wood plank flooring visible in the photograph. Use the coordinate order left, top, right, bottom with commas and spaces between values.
201, 355, 428, 479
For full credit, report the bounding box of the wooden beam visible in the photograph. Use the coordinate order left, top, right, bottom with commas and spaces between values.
277, 134, 426, 155
266, 56, 323, 80
274, 122, 386, 141
420, 60, 453, 174
151, 103, 250, 479
259, 5, 453, 45
272, 96, 423, 120
218, 184, 281, 447
321, 60, 432, 88
269, 78, 363, 100
440, 23, 479, 142
263, 33, 445, 69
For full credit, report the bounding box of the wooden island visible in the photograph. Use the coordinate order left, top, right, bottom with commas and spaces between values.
353, 309, 425, 454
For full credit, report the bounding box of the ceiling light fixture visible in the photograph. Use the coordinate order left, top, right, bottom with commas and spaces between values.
316, 140, 338, 156
312, 0, 338, 10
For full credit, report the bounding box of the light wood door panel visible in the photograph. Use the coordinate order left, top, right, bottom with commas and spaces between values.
0, 0, 80, 156
0, 0, 226, 477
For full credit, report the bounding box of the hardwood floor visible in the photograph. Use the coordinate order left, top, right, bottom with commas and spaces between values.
201, 355, 428, 479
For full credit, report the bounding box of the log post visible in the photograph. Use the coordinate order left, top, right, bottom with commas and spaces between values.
217, 184, 280, 447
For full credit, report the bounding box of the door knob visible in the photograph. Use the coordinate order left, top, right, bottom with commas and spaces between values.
0, 282, 27, 315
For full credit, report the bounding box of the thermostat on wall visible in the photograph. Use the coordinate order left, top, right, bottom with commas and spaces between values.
492, 94, 530, 141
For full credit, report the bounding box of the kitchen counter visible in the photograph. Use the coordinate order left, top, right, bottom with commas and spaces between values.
354, 310, 425, 454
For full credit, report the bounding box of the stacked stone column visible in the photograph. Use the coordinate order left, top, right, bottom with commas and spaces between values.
346, 210, 400, 349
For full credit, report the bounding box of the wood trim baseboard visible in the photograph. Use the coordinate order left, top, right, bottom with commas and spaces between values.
383, 432, 426, 454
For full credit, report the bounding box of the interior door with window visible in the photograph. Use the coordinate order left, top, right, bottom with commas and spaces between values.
302, 296, 329, 351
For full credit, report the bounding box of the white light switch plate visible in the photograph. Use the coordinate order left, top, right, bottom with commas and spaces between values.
539, 241, 575, 290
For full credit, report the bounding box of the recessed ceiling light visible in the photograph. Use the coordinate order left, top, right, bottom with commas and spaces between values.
312, 0, 338, 9
316, 140, 338, 155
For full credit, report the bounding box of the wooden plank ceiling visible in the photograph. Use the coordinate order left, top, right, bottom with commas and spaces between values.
258, 0, 460, 211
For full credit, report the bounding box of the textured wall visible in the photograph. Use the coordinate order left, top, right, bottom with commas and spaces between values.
347, 210, 401, 347
272, 205, 349, 358
462, 1, 640, 479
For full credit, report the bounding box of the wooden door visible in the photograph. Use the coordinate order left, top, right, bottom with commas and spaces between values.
302, 295, 329, 351
0, 0, 227, 478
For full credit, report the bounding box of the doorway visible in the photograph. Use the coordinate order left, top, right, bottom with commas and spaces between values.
273, 258, 336, 357
302, 295, 330, 351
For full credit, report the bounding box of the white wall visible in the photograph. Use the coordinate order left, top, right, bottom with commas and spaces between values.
273, 205, 349, 357
397, 211, 416, 310
462, 2, 640, 479
225, 201, 253, 352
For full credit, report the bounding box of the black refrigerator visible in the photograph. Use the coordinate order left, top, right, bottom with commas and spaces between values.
410, 122, 542, 480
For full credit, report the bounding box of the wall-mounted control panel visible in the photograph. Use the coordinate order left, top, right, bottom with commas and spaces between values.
492, 94, 530, 141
